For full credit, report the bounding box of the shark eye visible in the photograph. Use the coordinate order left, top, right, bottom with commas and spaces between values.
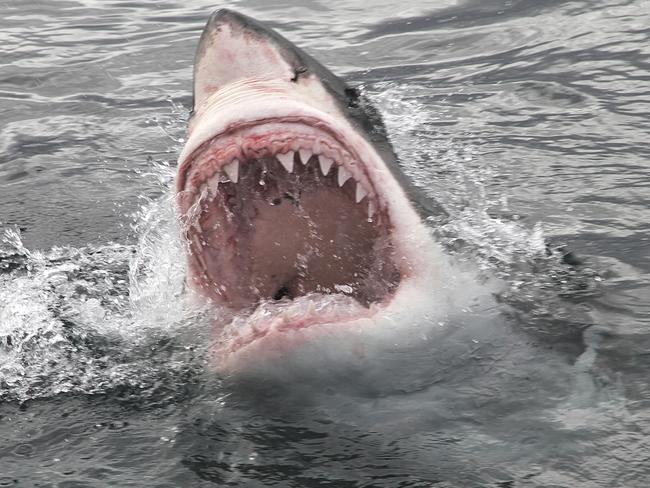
290, 66, 308, 82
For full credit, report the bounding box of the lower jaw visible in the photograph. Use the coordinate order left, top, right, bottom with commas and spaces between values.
209, 291, 386, 360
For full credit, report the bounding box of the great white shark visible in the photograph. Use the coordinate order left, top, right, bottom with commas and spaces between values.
176, 9, 454, 367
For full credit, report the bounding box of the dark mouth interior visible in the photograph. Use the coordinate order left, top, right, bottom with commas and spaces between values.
188, 152, 401, 310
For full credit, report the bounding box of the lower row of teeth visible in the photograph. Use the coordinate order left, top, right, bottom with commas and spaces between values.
202, 150, 377, 219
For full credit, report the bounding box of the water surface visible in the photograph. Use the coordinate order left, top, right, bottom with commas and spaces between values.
1, 0, 649, 486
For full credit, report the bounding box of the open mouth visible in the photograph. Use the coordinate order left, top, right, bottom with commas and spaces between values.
177, 118, 404, 328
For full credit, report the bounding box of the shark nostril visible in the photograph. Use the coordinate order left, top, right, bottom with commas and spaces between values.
290, 66, 308, 82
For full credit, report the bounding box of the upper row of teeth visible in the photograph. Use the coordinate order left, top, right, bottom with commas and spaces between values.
214, 149, 377, 218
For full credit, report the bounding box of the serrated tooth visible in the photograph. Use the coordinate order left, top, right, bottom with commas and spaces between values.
319, 156, 333, 175
277, 152, 294, 173
197, 184, 208, 202
355, 183, 368, 203
337, 165, 351, 186
368, 201, 376, 219
299, 149, 312, 164
223, 159, 239, 183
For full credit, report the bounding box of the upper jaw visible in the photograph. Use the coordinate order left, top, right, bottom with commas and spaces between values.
177, 79, 397, 228
180, 78, 356, 167
177, 117, 381, 222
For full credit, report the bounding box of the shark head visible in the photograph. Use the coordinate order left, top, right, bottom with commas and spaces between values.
176, 9, 441, 366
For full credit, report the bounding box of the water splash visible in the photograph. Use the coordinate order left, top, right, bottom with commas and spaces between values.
371, 81, 601, 335
0, 88, 600, 403
0, 101, 211, 403
127, 160, 188, 326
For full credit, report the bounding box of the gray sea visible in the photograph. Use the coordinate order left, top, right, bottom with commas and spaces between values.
1, 0, 649, 486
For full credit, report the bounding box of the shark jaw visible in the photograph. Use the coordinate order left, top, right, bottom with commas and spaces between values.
175, 10, 439, 362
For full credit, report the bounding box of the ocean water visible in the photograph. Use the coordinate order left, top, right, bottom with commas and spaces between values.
1, 0, 649, 486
